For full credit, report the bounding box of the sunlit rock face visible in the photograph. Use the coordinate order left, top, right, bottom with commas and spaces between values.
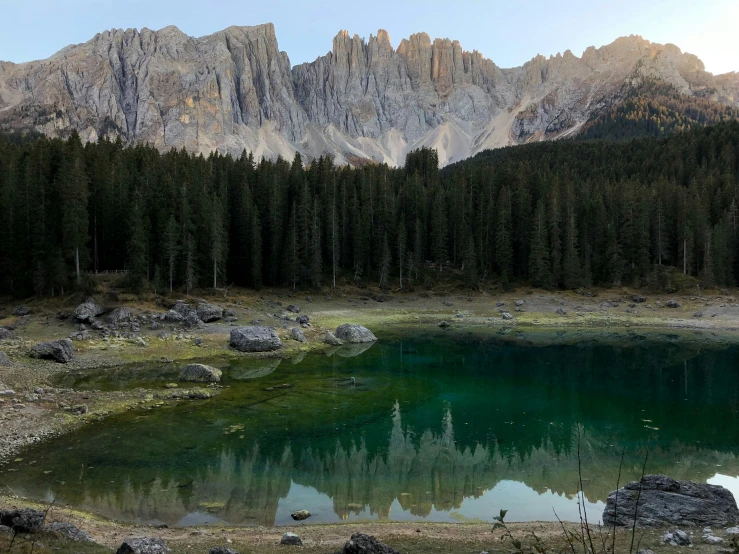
1, 25, 737, 167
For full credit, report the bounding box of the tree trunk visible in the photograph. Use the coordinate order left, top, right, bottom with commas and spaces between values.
75, 247, 80, 283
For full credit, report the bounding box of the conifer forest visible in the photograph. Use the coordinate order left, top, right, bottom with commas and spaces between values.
1, 121, 739, 297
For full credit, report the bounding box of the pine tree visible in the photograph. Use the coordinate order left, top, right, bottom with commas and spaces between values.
430, 185, 448, 272
495, 186, 514, 289
126, 190, 148, 291
379, 233, 391, 289
164, 215, 179, 292
529, 199, 552, 288
59, 132, 90, 284
397, 219, 407, 289
463, 233, 478, 288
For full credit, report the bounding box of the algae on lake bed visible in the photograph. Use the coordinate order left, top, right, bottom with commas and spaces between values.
4, 331, 739, 527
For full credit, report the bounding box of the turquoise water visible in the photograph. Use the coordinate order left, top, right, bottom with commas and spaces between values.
3, 330, 739, 527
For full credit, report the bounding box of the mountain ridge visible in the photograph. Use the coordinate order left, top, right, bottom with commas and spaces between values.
0, 23, 737, 166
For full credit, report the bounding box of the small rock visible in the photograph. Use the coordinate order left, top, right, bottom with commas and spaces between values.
115, 537, 171, 554
556, 308, 567, 316
0, 525, 11, 535
637, 550, 655, 554
66, 405, 89, 415
501, 312, 514, 320
515, 300, 524, 306
0, 353, 11, 366
290, 328, 306, 343
291, 510, 311, 521
438, 320, 450, 328
12, 306, 31, 316
726, 527, 739, 535
12, 404, 26, 410
666, 299, 681, 308
663, 530, 691, 546
633, 295, 646, 303
280, 533, 302, 546
495, 301, 504, 307
210, 548, 239, 554
704, 535, 724, 544
694, 311, 703, 318
296, 315, 310, 325
337, 533, 399, 554
0, 328, 13, 340
0, 389, 15, 396
194, 337, 203, 346
46, 521, 93, 542
287, 304, 301, 314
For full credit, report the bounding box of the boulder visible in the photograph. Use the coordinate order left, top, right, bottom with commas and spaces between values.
335, 324, 377, 343
46, 521, 93, 542
515, 300, 525, 306
0, 328, 13, 340
0, 525, 11, 535
74, 298, 105, 322
116, 538, 171, 554
281, 533, 302, 546
12, 306, 30, 316
296, 315, 310, 325
163, 310, 183, 323
230, 326, 282, 352
335, 533, 399, 554
107, 307, 132, 326
29, 339, 75, 363
0, 508, 46, 533
666, 299, 681, 308
223, 308, 236, 317
603, 474, 739, 527
197, 302, 223, 322
291, 510, 311, 521
324, 331, 344, 346
173, 301, 194, 317
438, 320, 450, 328
183, 312, 203, 328
291, 328, 306, 343
501, 312, 514, 320
178, 364, 222, 383
633, 295, 647, 303
556, 308, 567, 316
0, 352, 10, 366
287, 304, 301, 313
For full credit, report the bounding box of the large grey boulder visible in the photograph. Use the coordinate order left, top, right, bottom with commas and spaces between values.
197, 302, 223, 322
107, 307, 132, 326
603, 474, 739, 527
290, 328, 306, 343
11, 306, 30, 316
335, 533, 399, 554
74, 298, 105, 322
116, 538, 170, 554
0, 328, 13, 340
335, 324, 377, 343
178, 364, 222, 383
163, 310, 183, 323
230, 326, 282, 352
0, 508, 46, 533
29, 339, 75, 363
324, 331, 343, 346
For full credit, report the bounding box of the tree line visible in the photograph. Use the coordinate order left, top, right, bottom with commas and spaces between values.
1, 121, 739, 297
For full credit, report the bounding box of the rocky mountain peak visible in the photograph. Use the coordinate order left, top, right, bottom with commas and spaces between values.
0, 24, 736, 167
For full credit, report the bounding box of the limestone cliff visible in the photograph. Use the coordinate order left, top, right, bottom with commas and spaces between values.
0, 25, 736, 166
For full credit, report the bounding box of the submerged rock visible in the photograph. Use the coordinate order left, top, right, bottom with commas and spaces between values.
116, 537, 171, 554
281, 533, 302, 546
74, 298, 105, 322
603, 474, 739, 527
336, 533, 399, 554
29, 339, 75, 363
230, 326, 282, 352
178, 364, 222, 383
335, 324, 377, 343
0, 508, 46, 533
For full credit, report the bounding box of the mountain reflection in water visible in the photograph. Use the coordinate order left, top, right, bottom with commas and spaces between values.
4, 332, 739, 526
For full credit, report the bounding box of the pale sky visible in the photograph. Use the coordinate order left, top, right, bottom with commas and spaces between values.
0, 0, 737, 74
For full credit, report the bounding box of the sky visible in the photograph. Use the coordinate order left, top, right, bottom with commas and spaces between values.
0, 0, 737, 74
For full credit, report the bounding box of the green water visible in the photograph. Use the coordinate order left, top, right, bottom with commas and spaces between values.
4, 330, 739, 527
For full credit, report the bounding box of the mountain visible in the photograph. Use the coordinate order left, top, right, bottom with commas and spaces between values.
0, 24, 737, 166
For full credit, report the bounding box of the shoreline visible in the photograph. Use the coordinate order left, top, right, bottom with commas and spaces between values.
3, 286, 739, 551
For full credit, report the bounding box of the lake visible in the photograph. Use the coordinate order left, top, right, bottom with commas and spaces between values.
3, 329, 739, 527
